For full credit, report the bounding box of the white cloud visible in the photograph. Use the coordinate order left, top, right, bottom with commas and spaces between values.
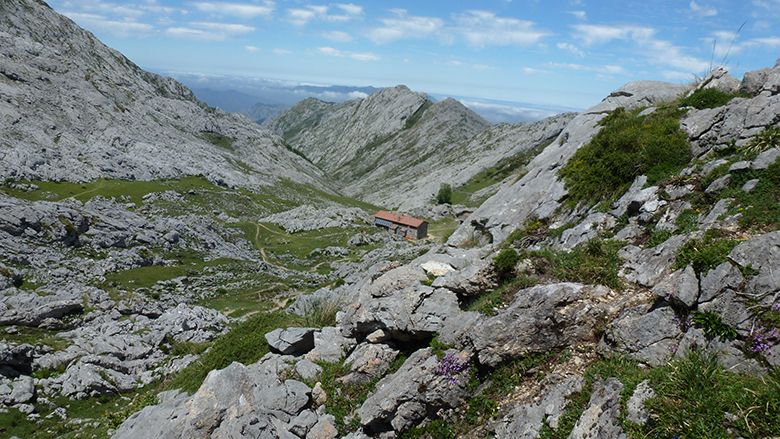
453, 10, 549, 47
165, 21, 255, 40
286, 3, 363, 26
367, 9, 444, 44
193, 2, 274, 19
568, 10, 587, 20
348, 90, 369, 99
752, 36, 780, 46
557, 42, 585, 57
318, 46, 379, 61
64, 12, 153, 36
521, 67, 548, 75
645, 39, 709, 71
335, 3, 363, 16
572, 24, 654, 45
244, 45, 260, 53
322, 30, 353, 42
689, 1, 717, 17
273, 48, 292, 55
572, 23, 709, 74
547, 62, 626, 75
662, 70, 698, 81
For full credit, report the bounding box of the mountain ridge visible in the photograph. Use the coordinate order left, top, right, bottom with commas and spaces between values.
0, 0, 329, 191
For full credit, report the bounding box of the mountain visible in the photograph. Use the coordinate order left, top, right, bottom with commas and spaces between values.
0, 0, 327, 190
267, 87, 574, 209
116, 64, 780, 438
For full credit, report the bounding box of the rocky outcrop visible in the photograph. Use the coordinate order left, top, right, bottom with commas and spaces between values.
261, 205, 369, 233
682, 62, 780, 157
113, 354, 313, 439
357, 348, 471, 434
449, 81, 689, 245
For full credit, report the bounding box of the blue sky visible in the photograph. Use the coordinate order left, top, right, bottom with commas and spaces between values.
50, 0, 780, 109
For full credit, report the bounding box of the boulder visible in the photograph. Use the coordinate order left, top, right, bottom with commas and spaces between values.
626, 380, 654, 426
568, 378, 626, 439
339, 342, 399, 384
494, 374, 584, 438
601, 305, 681, 366
357, 348, 471, 433
468, 283, 618, 367
305, 327, 356, 363
651, 265, 699, 308
113, 355, 311, 439
265, 328, 317, 355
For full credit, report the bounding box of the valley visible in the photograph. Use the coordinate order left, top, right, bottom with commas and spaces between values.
1, 1, 780, 438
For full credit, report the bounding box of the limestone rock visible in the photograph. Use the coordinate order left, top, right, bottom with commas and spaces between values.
651, 265, 699, 308
357, 348, 471, 434
494, 374, 584, 438
265, 328, 317, 356
468, 283, 617, 367
626, 380, 654, 426
340, 342, 399, 384
568, 378, 626, 439
601, 305, 681, 366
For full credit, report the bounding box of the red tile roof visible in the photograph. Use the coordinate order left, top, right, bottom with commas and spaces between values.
374, 210, 426, 228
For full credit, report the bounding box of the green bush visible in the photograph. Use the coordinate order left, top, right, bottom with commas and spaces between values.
436, 183, 453, 204
559, 107, 691, 206
675, 229, 739, 274
743, 126, 780, 156
493, 248, 519, 279
679, 87, 742, 110
691, 311, 738, 341
523, 240, 623, 289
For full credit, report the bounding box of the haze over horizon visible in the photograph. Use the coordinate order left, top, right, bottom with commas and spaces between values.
45, 0, 780, 109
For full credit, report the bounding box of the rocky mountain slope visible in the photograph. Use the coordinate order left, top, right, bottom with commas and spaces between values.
266, 88, 575, 209
116, 63, 780, 439
0, 0, 327, 189
2, 1, 780, 438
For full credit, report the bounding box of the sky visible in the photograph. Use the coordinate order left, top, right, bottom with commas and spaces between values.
49, 0, 780, 109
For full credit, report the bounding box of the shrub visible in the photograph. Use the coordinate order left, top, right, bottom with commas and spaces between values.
493, 248, 519, 280
742, 126, 780, 156
679, 87, 742, 110
559, 107, 691, 206
691, 311, 738, 341
436, 183, 453, 204
524, 240, 623, 289
675, 229, 739, 274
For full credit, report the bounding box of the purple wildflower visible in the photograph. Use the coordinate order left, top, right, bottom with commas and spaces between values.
435, 352, 469, 384
749, 326, 780, 354
771, 302, 780, 313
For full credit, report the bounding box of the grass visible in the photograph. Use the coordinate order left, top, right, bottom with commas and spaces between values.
451, 143, 549, 207
231, 221, 374, 262
311, 354, 409, 435
163, 310, 304, 393
198, 131, 234, 151
690, 311, 738, 341
541, 352, 780, 439
103, 249, 236, 291
2, 326, 71, 351
678, 87, 747, 110
674, 229, 740, 274
559, 106, 691, 207
720, 157, 780, 231
742, 126, 780, 156
464, 276, 537, 315
0, 176, 217, 205
522, 239, 624, 289
426, 217, 459, 243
